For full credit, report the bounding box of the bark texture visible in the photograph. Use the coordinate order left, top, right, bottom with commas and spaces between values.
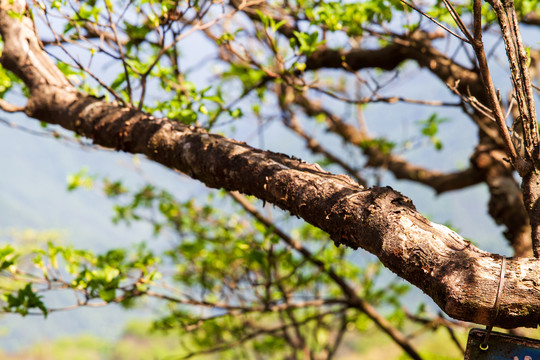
233, 0, 533, 256
3, 0, 540, 328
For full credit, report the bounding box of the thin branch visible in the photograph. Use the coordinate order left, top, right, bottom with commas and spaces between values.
281, 112, 367, 186
399, 0, 472, 44
471, 0, 518, 162
0, 117, 105, 151
229, 191, 424, 360
446, 80, 495, 121
105, 1, 133, 103
0, 98, 24, 112
405, 310, 467, 355
473, 0, 482, 41
310, 86, 462, 107
440, 0, 474, 42
292, 89, 484, 193
144, 290, 345, 313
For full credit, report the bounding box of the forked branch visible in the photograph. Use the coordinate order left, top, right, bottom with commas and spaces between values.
4, 0, 540, 328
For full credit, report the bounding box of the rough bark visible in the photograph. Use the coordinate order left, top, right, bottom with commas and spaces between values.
290, 83, 533, 255
303, 35, 534, 256
472, 144, 533, 257
3, 0, 540, 328
486, 0, 540, 257
232, 0, 534, 255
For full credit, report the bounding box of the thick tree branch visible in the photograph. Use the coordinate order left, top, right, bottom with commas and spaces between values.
238, 0, 534, 257
472, 144, 532, 257
487, 0, 540, 257
306, 31, 488, 105
4, 0, 540, 329
522, 13, 540, 26
229, 191, 422, 360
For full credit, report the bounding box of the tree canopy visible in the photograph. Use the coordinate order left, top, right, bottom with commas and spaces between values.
1, 0, 540, 358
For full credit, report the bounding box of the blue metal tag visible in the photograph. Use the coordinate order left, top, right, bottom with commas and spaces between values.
465, 328, 540, 359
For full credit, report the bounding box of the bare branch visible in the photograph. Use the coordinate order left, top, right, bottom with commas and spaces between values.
470, 0, 518, 163
104, 2, 133, 104
291, 89, 484, 193
310, 86, 462, 107
229, 191, 423, 359
486, 0, 540, 256
440, 0, 473, 42
399, 0, 472, 43
0, 98, 24, 112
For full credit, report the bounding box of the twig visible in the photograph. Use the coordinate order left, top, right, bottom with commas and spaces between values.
105, 1, 133, 103
471, 0, 518, 161
440, 0, 473, 42
229, 192, 424, 360
0, 98, 24, 112
400, 0, 472, 44
311, 87, 462, 107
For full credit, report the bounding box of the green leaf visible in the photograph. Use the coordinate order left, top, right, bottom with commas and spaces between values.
66, 167, 94, 191
0, 245, 16, 271
50, 0, 62, 10
3, 283, 48, 317
418, 113, 449, 151
98, 288, 116, 302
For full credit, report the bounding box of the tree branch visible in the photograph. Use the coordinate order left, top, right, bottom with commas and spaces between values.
229, 191, 422, 359
305, 31, 486, 103
487, 0, 540, 257
4, 0, 540, 329
290, 89, 484, 194
472, 0, 518, 164
0, 98, 24, 112
471, 144, 533, 257
522, 13, 540, 26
